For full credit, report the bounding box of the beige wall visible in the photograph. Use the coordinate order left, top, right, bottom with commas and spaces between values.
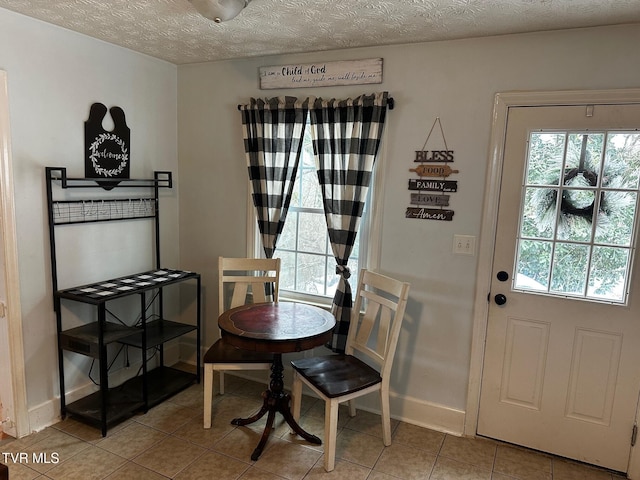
177, 24, 640, 431
0, 8, 178, 431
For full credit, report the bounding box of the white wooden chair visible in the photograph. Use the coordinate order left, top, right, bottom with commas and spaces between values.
203, 256, 280, 428
290, 269, 410, 471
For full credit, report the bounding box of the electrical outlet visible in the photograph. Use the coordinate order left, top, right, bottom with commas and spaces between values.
453, 235, 476, 255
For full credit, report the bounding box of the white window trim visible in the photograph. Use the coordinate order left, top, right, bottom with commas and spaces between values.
245, 126, 388, 306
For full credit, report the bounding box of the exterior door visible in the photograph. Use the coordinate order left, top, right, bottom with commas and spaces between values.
478, 103, 640, 472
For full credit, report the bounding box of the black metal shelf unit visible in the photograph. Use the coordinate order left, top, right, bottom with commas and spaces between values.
46, 167, 201, 436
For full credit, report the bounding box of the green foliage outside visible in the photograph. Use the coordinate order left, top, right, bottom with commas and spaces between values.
517, 131, 640, 301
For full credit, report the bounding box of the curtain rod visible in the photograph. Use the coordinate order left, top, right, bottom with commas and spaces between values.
237, 97, 395, 111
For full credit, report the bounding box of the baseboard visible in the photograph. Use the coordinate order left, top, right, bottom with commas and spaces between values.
351, 390, 466, 436
389, 392, 466, 436
205, 368, 467, 437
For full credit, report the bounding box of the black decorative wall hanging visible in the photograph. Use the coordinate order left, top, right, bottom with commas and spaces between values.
85, 103, 130, 189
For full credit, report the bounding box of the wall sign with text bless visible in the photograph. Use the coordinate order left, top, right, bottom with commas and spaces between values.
406, 117, 458, 221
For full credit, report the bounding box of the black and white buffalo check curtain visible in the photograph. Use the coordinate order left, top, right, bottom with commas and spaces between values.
308, 92, 390, 351
240, 92, 390, 352
239, 97, 308, 258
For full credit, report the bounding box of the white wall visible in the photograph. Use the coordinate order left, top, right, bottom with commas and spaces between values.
0, 8, 178, 431
177, 24, 640, 432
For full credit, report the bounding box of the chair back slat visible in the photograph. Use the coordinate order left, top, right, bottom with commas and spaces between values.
376, 305, 392, 356
346, 269, 410, 378
354, 301, 377, 347
218, 257, 281, 314
251, 281, 269, 303
229, 283, 250, 310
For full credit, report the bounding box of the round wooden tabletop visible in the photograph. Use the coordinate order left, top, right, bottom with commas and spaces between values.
218, 302, 336, 354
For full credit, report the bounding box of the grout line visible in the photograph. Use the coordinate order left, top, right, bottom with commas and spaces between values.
6, 379, 626, 480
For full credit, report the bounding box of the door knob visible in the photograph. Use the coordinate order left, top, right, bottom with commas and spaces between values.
494, 294, 507, 306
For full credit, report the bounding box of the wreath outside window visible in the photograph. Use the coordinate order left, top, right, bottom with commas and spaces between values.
535, 168, 608, 234
559, 168, 603, 220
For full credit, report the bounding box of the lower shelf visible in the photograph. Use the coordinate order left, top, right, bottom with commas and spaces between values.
65, 366, 197, 432
144, 365, 198, 408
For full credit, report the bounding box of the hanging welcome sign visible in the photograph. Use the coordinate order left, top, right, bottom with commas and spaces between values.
406, 117, 457, 221
85, 103, 130, 190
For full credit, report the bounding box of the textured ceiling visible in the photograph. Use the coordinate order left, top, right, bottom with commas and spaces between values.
1, 0, 640, 65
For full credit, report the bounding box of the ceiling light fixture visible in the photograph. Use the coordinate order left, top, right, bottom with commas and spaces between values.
189, 0, 251, 23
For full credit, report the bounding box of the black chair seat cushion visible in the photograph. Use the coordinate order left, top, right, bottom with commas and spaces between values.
291, 355, 381, 399
203, 339, 274, 364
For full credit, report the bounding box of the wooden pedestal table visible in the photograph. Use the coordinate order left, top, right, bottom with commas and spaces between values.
217, 302, 336, 460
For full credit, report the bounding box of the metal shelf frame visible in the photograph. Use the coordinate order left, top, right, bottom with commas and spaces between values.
45, 167, 200, 436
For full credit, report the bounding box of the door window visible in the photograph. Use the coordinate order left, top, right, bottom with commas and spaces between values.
514, 131, 640, 303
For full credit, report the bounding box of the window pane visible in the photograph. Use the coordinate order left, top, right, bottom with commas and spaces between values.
526, 133, 565, 186
296, 253, 327, 295
550, 243, 589, 295
278, 212, 297, 250
521, 187, 556, 239
515, 240, 551, 291
602, 133, 640, 189
565, 133, 603, 179
325, 257, 338, 297
587, 246, 629, 301
298, 212, 327, 253
595, 191, 636, 246
347, 256, 359, 287
290, 174, 302, 208
278, 250, 296, 290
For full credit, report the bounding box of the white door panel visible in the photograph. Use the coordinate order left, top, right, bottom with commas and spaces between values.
478, 104, 640, 472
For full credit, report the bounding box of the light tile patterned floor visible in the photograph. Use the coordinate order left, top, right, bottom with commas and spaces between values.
0, 374, 628, 479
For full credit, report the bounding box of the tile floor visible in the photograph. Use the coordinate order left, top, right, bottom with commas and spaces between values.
0, 374, 628, 480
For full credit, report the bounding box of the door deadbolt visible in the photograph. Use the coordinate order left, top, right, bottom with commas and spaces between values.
497, 271, 509, 282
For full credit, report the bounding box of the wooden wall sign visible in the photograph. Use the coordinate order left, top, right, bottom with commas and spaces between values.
407, 117, 457, 221
406, 208, 455, 221
414, 150, 455, 162
85, 103, 130, 189
410, 193, 450, 206
408, 179, 458, 192
259, 58, 382, 89
410, 164, 459, 177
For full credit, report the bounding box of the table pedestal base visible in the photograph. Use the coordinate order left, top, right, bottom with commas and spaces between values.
231, 353, 321, 461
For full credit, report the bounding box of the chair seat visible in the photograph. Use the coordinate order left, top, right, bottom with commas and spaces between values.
291, 354, 381, 398
204, 339, 274, 364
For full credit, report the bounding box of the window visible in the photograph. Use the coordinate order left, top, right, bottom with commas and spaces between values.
514, 130, 640, 304
247, 126, 380, 304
